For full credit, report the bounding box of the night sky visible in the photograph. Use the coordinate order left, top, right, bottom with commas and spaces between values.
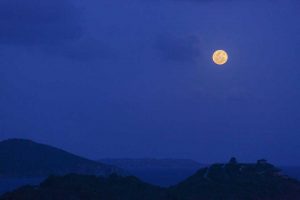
0, 0, 300, 165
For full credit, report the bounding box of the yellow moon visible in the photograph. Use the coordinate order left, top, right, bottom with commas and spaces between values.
212, 50, 228, 65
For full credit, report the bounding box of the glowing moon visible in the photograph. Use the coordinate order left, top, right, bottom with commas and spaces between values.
212, 50, 228, 65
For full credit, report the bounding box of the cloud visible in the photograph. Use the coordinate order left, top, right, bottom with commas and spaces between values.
155, 35, 201, 63
0, 0, 82, 45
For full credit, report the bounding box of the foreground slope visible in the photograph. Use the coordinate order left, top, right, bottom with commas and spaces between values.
0, 139, 123, 178
0, 174, 169, 200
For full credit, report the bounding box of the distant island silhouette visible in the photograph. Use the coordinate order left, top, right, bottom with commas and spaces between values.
0, 139, 125, 178
1, 139, 300, 199
2, 158, 300, 200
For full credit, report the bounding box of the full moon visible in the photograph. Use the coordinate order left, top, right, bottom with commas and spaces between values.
212, 50, 228, 65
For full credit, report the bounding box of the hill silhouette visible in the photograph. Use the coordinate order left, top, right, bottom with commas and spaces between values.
0, 174, 168, 200
170, 158, 300, 200
2, 158, 300, 200
0, 139, 124, 178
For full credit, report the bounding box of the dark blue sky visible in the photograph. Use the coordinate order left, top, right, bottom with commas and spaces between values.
1, 0, 300, 165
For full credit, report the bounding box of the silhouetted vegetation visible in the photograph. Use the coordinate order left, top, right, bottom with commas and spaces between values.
2, 159, 300, 200
170, 158, 300, 200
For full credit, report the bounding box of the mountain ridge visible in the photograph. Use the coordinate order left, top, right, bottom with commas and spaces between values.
2, 158, 300, 200
170, 158, 300, 200
0, 138, 125, 178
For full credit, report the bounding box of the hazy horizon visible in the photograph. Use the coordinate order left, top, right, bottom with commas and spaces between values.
0, 137, 298, 167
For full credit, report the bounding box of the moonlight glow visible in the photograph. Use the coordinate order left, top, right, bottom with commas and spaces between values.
212, 50, 228, 65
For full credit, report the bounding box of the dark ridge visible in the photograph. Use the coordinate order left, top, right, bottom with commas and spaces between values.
0, 174, 168, 200
170, 158, 300, 200
2, 158, 300, 200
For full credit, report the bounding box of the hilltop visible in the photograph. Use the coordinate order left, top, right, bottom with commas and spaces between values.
170, 158, 300, 200
0, 174, 168, 200
0, 139, 124, 178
